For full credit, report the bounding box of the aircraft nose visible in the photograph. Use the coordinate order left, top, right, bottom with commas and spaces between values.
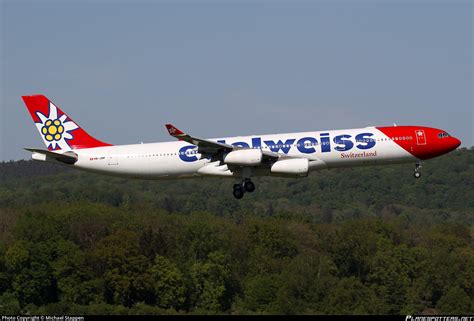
446, 136, 462, 151
452, 137, 461, 149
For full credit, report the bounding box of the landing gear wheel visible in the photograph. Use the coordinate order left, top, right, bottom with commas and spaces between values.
233, 184, 244, 199
244, 181, 255, 193
414, 162, 422, 179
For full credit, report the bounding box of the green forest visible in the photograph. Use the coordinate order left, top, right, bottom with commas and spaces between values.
0, 148, 473, 315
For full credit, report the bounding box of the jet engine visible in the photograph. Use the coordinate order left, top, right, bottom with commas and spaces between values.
271, 158, 309, 177
223, 149, 263, 166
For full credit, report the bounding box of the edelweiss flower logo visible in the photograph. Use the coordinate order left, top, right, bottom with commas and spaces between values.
42, 119, 64, 142
36, 102, 78, 150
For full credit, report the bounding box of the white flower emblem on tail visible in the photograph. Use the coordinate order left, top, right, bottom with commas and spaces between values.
35, 102, 78, 150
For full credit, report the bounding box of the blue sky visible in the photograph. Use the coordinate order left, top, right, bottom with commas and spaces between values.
1, 0, 472, 160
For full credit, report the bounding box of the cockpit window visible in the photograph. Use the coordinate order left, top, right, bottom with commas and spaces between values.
438, 132, 450, 138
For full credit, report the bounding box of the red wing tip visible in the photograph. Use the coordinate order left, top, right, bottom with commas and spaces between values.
165, 124, 185, 136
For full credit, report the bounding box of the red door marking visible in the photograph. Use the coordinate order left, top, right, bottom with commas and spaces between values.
415, 130, 426, 145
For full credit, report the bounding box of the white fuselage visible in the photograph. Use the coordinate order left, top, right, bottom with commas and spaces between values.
70, 127, 414, 179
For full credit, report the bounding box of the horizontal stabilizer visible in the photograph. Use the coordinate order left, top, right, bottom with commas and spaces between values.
25, 148, 78, 164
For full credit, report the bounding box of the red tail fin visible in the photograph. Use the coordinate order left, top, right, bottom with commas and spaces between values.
22, 95, 112, 150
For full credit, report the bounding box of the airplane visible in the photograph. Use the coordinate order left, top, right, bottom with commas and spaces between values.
22, 94, 461, 199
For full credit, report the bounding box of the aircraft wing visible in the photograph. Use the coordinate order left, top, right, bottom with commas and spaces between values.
165, 124, 306, 162
165, 124, 234, 153
24, 148, 78, 164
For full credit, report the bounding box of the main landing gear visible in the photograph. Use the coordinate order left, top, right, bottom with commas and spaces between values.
233, 179, 255, 199
414, 162, 422, 179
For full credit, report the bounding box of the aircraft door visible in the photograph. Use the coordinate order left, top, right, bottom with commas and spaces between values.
415, 130, 427, 145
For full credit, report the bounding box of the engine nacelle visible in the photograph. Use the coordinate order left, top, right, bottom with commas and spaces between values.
271, 158, 309, 177
223, 149, 263, 166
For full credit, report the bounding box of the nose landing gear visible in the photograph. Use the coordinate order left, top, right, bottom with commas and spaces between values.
414, 162, 422, 179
